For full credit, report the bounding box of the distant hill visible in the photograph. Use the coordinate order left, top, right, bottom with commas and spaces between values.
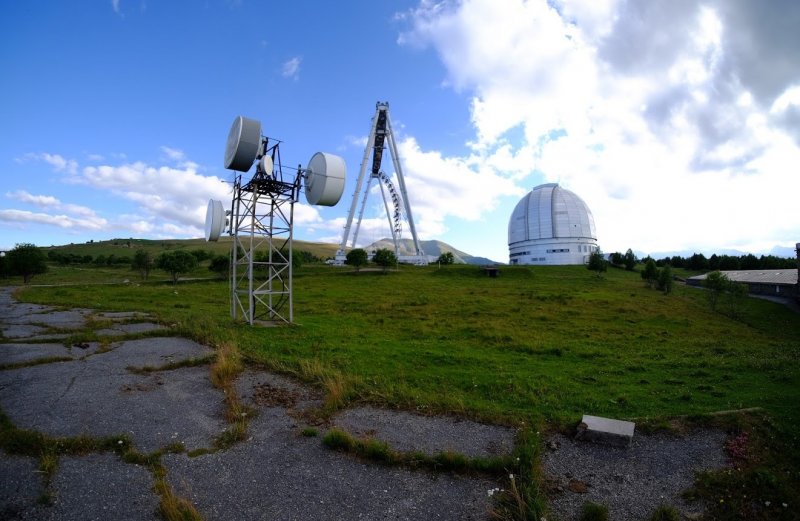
44, 237, 501, 265
365, 238, 501, 265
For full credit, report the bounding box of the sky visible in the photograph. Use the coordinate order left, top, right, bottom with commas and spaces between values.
2, 0, 799, 262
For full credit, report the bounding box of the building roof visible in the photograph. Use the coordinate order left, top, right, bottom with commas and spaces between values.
508, 183, 596, 245
689, 270, 798, 286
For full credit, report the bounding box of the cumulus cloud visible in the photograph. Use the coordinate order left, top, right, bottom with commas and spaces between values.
6, 150, 232, 240
80, 161, 230, 229
398, 0, 800, 254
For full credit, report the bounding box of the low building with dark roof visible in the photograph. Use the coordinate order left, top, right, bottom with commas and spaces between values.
687, 269, 798, 297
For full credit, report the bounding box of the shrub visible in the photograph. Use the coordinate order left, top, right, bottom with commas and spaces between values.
373, 248, 397, 272
7, 243, 47, 283
345, 248, 368, 271
156, 250, 198, 284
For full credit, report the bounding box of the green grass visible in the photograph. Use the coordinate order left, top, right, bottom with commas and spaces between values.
10, 262, 800, 518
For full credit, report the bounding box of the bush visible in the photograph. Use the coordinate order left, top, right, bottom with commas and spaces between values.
208, 255, 230, 278
623, 248, 637, 271
657, 265, 674, 294
641, 258, 659, 288
373, 248, 397, 272
345, 248, 368, 271
132, 249, 153, 280
437, 251, 455, 265
7, 243, 47, 283
156, 250, 198, 284
587, 249, 607, 277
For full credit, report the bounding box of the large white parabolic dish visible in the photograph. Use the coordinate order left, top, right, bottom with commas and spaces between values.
304, 152, 346, 206
224, 116, 262, 172
205, 199, 226, 241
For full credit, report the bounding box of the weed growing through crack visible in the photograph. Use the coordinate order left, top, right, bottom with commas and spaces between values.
648, 504, 680, 521
490, 427, 547, 521
322, 427, 512, 476
579, 501, 609, 521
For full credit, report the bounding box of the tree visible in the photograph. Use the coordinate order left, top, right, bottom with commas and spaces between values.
587, 249, 607, 277
609, 252, 623, 266
7, 243, 47, 283
687, 253, 708, 271
345, 248, 368, 272
156, 250, 198, 284
657, 265, 674, 294
437, 251, 455, 265
131, 249, 154, 280
623, 249, 636, 271
190, 249, 211, 263
208, 254, 230, 278
703, 271, 728, 311
0, 254, 8, 279
641, 258, 659, 288
373, 248, 397, 273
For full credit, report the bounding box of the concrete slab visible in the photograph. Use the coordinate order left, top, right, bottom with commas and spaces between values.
16, 309, 91, 329
543, 430, 727, 521
1, 323, 48, 339
47, 453, 159, 521
0, 343, 73, 366
0, 339, 224, 454
576, 414, 635, 447
164, 408, 496, 521
332, 406, 515, 458
0, 451, 46, 519
95, 322, 167, 337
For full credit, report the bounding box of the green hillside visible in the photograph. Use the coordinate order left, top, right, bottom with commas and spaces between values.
9, 263, 800, 518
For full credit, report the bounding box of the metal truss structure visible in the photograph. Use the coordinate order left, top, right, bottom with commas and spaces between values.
229, 142, 300, 325
336, 102, 426, 264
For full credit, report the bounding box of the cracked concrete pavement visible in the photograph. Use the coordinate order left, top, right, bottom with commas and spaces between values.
0, 287, 512, 520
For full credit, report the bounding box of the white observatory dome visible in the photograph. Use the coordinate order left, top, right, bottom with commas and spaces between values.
508, 183, 598, 265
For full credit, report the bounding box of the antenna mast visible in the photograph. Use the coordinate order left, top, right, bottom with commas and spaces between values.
336, 102, 426, 265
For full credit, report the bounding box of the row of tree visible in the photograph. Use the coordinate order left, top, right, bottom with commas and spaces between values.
629, 251, 794, 272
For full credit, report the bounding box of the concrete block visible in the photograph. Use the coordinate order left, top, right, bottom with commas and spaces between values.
575, 414, 635, 447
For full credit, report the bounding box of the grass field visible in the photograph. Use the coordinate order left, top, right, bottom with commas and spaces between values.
5, 255, 800, 519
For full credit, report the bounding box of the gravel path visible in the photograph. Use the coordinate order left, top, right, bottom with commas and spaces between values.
542, 431, 727, 520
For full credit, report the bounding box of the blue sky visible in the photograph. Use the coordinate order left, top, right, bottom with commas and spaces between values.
2, 0, 799, 262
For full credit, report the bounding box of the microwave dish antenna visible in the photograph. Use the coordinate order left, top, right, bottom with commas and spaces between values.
206, 114, 346, 325
224, 116, 262, 171
204, 199, 227, 242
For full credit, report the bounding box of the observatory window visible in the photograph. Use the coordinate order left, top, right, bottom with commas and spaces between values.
546, 248, 570, 253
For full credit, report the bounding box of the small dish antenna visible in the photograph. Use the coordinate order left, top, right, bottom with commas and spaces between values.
204, 199, 227, 241
207, 114, 347, 325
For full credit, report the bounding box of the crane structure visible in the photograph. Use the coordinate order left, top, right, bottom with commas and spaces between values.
335, 102, 427, 265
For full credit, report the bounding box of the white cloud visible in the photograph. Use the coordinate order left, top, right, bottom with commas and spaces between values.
399, 0, 800, 255
17, 153, 78, 175
11, 149, 232, 240
6, 190, 100, 218
282, 57, 301, 79
0, 209, 108, 231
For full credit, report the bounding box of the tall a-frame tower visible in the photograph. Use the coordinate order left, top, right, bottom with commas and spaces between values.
335, 102, 427, 265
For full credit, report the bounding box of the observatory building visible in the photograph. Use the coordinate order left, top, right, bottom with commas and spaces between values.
508, 183, 598, 265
